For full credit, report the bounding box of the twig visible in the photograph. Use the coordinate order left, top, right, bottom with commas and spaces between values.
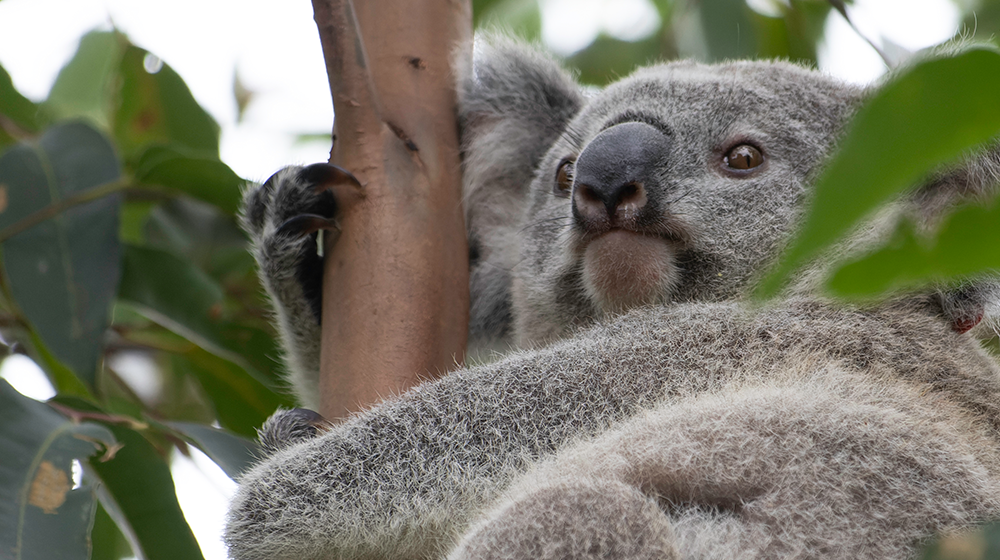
0, 180, 128, 243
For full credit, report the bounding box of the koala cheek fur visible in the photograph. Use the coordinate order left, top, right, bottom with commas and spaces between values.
226, 35, 1000, 560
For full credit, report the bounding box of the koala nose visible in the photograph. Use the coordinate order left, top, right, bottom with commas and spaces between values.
572, 121, 670, 229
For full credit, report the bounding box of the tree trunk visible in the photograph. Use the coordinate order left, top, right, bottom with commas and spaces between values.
311, 0, 472, 420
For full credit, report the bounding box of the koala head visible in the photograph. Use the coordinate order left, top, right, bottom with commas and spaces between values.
460, 38, 1000, 348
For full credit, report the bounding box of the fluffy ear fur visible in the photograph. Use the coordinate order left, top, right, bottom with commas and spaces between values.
459, 36, 583, 354
865, 140, 1000, 333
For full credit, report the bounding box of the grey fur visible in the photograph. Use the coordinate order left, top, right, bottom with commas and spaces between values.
240, 166, 332, 409
228, 38, 1000, 560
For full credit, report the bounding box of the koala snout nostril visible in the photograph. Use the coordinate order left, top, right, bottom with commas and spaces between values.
617, 182, 647, 213
572, 121, 668, 230
573, 181, 648, 225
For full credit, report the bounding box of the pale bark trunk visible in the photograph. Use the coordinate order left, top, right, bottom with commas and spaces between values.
311, 0, 471, 419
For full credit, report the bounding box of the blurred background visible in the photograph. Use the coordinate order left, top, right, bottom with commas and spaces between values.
0, 0, 997, 559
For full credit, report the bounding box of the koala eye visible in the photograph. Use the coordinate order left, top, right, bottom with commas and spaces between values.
723, 144, 764, 171
554, 159, 575, 198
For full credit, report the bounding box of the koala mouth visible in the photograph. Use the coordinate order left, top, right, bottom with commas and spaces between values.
580, 229, 679, 315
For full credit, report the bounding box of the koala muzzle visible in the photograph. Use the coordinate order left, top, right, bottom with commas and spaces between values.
572, 121, 670, 232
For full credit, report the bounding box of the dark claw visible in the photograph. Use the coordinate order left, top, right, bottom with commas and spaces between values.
276, 214, 341, 237
297, 162, 363, 192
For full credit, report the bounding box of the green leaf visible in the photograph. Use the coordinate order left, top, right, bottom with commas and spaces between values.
698, 0, 759, 61
215, 323, 286, 391
118, 244, 226, 354
0, 121, 123, 387
757, 47, 1000, 298
89, 502, 133, 560
0, 379, 116, 560
173, 348, 288, 438
119, 201, 157, 245
166, 421, 259, 479
114, 46, 220, 160
143, 198, 252, 278
782, 0, 832, 64
25, 332, 92, 399
473, 0, 541, 41
134, 145, 243, 215
117, 245, 285, 391
0, 64, 43, 135
829, 199, 1000, 295
88, 425, 204, 560
567, 35, 665, 86
697, 0, 760, 61
45, 31, 124, 127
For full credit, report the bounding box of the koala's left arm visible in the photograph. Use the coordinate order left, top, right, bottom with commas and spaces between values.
224, 301, 1000, 560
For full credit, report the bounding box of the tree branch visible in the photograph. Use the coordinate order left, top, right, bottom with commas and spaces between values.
311, 0, 472, 419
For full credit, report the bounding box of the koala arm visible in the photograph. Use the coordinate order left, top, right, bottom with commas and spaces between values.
224, 300, 1000, 560
237, 39, 581, 406
451, 373, 1000, 560
240, 165, 344, 410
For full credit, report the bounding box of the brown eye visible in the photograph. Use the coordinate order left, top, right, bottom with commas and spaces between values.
724, 144, 764, 171
554, 159, 575, 198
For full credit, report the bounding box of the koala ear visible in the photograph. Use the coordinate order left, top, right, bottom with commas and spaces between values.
458, 35, 583, 192
915, 144, 1000, 333
934, 279, 1000, 335
911, 141, 1000, 218
458, 36, 583, 350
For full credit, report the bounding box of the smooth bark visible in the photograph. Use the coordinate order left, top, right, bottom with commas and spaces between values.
311, 0, 472, 419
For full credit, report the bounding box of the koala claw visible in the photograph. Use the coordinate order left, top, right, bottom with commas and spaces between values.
298, 161, 363, 192
276, 214, 341, 237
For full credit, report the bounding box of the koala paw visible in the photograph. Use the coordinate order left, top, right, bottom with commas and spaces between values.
257, 407, 332, 455
241, 163, 360, 323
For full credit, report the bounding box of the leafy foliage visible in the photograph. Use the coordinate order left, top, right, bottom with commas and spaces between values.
758, 46, 1000, 297
0, 29, 277, 560
0, 2, 999, 559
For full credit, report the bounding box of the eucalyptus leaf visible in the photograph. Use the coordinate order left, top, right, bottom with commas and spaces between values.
829, 199, 1000, 295
698, 0, 759, 60
921, 521, 1000, 559
114, 46, 220, 160
473, 0, 541, 42
0, 121, 122, 387
166, 421, 259, 479
758, 47, 1000, 298
567, 35, 665, 86
118, 244, 226, 355
143, 197, 251, 278
134, 145, 243, 215
89, 502, 134, 560
88, 425, 205, 560
0, 379, 116, 560
117, 245, 284, 391
173, 349, 288, 438
45, 31, 124, 127
0, 64, 43, 136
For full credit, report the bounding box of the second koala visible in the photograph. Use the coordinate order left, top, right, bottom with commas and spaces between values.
228, 39, 1000, 559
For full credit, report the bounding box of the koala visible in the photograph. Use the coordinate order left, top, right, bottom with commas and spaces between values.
226, 38, 1000, 560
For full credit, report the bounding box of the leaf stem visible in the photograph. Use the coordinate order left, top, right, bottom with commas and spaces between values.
47, 400, 147, 431
0, 179, 129, 243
